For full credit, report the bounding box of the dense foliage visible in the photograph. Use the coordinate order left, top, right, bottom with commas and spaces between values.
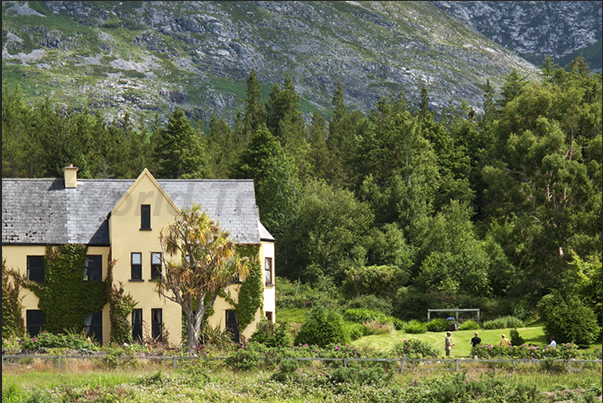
3, 57, 601, 334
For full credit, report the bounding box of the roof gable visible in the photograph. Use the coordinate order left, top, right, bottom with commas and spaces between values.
111, 169, 180, 217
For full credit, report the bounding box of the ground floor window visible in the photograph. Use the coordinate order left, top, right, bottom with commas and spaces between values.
132, 309, 143, 341
26, 310, 45, 337
225, 310, 239, 343
265, 311, 273, 321
151, 309, 162, 341
84, 311, 103, 344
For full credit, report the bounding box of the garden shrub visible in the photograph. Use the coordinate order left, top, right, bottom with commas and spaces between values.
364, 319, 395, 335
426, 318, 448, 332
21, 330, 99, 351
250, 318, 291, 347
404, 320, 427, 334
294, 305, 349, 347
385, 316, 406, 330
510, 328, 525, 346
390, 339, 440, 358
459, 320, 480, 331
482, 316, 523, 329
344, 308, 387, 324
538, 292, 601, 347
226, 346, 259, 371
345, 322, 366, 340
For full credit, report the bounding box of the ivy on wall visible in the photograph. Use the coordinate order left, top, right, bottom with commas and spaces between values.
22, 245, 108, 334
2, 259, 25, 338
233, 244, 264, 333
105, 256, 138, 344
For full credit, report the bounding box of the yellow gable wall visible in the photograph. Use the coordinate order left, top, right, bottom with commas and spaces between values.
109, 170, 182, 346
2, 245, 111, 343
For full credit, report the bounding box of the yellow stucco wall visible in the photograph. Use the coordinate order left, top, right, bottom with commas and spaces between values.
2, 245, 112, 344
109, 170, 182, 346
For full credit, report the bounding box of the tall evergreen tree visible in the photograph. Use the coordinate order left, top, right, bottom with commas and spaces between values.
242, 68, 266, 144
153, 107, 206, 179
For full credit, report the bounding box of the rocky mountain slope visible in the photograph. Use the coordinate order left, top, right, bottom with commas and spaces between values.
430, 1, 602, 72
3, 1, 543, 125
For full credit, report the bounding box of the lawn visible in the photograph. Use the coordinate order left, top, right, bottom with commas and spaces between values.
353, 325, 603, 357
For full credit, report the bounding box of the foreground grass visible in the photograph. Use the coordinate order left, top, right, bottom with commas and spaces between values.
3, 362, 601, 403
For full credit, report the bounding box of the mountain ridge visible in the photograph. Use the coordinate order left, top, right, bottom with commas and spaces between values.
2, 1, 547, 125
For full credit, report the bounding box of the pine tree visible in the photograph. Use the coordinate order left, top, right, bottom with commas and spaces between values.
242, 69, 266, 143
153, 107, 206, 179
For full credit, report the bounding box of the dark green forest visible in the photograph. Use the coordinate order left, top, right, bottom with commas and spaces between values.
3, 57, 601, 332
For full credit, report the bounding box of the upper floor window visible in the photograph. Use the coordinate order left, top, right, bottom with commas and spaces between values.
264, 257, 273, 285
151, 252, 162, 280
131, 253, 142, 280
83, 255, 102, 282
141, 204, 151, 230
27, 256, 45, 283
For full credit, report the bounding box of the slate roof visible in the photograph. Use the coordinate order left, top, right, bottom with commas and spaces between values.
2, 178, 271, 245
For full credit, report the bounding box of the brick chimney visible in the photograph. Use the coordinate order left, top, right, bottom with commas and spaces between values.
62, 164, 79, 188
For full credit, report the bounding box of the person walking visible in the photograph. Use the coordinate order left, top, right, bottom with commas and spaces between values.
499, 333, 511, 347
445, 331, 455, 356
471, 331, 481, 348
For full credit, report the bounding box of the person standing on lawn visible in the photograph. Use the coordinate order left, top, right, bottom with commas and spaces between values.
471, 332, 481, 348
445, 331, 455, 356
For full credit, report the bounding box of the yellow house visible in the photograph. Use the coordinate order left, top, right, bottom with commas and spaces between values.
2, 166, 276, 346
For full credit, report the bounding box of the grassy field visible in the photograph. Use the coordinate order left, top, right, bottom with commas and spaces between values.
278, 309, 603, 357
3, 359, 601, 402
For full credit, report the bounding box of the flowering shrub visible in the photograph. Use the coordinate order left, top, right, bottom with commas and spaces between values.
20, 331, 98, 351
390, 339, 439, 358
470, 342, 597, 360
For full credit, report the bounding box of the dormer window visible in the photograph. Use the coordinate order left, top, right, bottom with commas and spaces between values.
141, 205, 151, 230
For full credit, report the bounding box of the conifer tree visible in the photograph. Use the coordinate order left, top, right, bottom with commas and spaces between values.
153, 107, 206, 179
243, 69, 266, 143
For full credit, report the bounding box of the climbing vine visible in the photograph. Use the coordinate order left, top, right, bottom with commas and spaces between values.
233, 244, 264, 333
2, 259, 25, 338
21, 245, 108, 335
105, 256, 138, 344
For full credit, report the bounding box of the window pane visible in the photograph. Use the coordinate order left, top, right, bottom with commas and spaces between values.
26, 310, 45, 337
27, 256, 45, 283
131, 253, 141, 265
141, 205, 151, 229
85, 255, 102, 282
151, 253, 161, 265
265, 269, 271, 284
132, 309, 143, 341
151, 309, 162, 340
132, 265, 142, 280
